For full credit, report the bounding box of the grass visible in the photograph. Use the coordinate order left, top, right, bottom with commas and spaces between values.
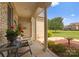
49, 30, 79, 39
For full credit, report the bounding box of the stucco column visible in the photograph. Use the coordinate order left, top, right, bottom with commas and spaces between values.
31, 17, 36, 41
44, 7, 48, 51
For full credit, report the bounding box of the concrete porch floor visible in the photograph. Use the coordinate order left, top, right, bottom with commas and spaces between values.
22, 40, 57, 57
0, 40, 57, 57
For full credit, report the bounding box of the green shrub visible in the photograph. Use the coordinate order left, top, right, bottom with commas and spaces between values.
48, 41, 55, 48
48, 30, 53, 37
52, 44, 66, 53
48, 41, 66, 54
48, 41, 79, 56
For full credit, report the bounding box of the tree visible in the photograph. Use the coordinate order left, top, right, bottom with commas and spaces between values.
48, 17, 64, 31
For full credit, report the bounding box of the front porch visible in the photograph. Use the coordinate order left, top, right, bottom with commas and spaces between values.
9, 2, 50, 52
0, 2, 57, 57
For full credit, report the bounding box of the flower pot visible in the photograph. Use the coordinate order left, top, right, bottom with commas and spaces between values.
6, 36, 17, 46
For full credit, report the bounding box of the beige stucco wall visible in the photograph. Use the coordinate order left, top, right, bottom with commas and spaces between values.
36, 16, 44, 42
31, 10, 44, 42
18, 17, 31, 38
31, 16, 44, 42
36, 10, 44, 42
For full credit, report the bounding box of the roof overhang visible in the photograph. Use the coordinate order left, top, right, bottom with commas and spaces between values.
11, 2, 51, 18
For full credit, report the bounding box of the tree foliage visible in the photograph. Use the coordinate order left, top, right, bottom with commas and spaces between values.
48, 17, 64, 30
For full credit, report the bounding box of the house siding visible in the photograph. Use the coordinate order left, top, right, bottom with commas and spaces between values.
0, 3, 19, 44
64, 23, 79, 30
0, 3, 8, 44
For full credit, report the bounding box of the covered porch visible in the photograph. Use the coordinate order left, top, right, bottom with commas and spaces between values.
0, 2, 57, 57
12, 2, 50, 52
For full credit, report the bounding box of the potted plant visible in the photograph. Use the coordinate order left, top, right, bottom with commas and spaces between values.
6, 25, 21, 45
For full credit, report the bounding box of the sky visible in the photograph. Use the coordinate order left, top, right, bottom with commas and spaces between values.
47, 2, 79, 25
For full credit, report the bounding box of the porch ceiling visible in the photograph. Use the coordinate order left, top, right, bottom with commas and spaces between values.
13, 2, 37, 18
13, 2, 51, 18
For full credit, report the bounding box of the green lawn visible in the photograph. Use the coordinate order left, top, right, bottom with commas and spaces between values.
49, 30, 79, 39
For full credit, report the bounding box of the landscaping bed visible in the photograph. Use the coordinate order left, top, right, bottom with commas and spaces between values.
48, 41, 79, 57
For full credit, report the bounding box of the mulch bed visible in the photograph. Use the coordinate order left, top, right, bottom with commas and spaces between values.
49, 39, 79, 57
54, 39, 79, 49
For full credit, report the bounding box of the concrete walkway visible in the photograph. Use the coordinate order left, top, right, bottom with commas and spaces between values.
22, 40, 57, 57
